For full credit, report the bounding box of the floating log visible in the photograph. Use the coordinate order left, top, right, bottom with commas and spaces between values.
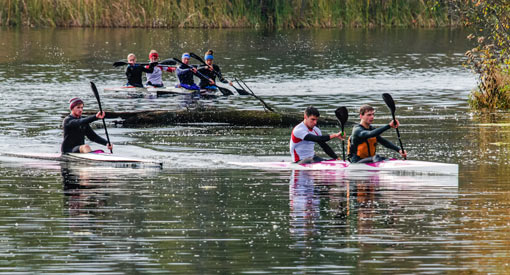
85, 107, 350, 127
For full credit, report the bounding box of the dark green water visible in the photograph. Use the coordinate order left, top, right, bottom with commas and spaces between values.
1, 28, 510, 273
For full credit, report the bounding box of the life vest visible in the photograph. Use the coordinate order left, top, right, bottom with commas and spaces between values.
348, 136, 377, 159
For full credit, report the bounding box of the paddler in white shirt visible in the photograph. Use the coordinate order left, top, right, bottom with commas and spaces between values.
145, 50, 176, 88
290, 106, 345, 164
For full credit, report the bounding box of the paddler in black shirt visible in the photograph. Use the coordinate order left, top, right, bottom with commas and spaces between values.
61, 97, 113, 154
125, 53, 157, 87
197, 50, 233, 89
348, 104, 407, 163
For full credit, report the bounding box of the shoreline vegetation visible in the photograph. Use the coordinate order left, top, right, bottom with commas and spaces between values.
1, 0, 454, 28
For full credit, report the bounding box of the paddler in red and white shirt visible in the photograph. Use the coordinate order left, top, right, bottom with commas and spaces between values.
145, 50, 176, 88
290, 106, 345, 164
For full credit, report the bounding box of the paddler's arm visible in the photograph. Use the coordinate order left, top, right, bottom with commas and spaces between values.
64, 115, 98, 129
142, 62, 158, 73
84, 125, 108, 146
378, 136, 407, 158
356, 124, 391, 139
377, 136, 401, 152
84, 112, 111, 149
317, 141, 338, 160
214, 65, 231, 85
163, 66, 176, 72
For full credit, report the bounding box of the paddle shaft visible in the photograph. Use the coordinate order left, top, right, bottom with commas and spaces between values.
235, 78, 276, 113
341, 125, 345, 161
90, 82, 112, 153
97, 99, 112, 154
390, 112, 405, 160
189, 53, 244, 95
190, 53, 224, 80
172, 58, 212, 82
113, 59, 176, 67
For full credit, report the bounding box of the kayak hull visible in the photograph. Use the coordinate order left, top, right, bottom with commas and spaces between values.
104, 86, 219, 97
3, 152, 162, 168
230, 159, 458, 175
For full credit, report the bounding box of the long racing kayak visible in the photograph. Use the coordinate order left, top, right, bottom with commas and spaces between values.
3, 151, 163, 168
104, 86, 220, 97
229, 159, 458, 175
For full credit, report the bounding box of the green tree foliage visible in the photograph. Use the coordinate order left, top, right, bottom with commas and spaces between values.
455, 0, 510, 110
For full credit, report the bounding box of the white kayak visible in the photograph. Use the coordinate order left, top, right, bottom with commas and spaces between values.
230, 159, 458, 175
104, 86, 218, 97
3, 152, 162, 168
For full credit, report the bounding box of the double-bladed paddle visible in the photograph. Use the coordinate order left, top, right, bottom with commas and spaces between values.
90, 82, 112, 153
382, 93, 406, 160
112, 58, 177, 67
234, 77, 276, 113
172, 58, 233, 96
335, 107, 348, 161
189, 52, 250, 96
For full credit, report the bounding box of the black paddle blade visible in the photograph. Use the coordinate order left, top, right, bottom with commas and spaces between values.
90, 82, 100, 102
382, 93, 396, 113
159, 59, 177, 66
172, 57, 183, 65
233, 86, 251, 95
90, 81, 104, 113
190, 52, 206, 64
335, 107, 348, 129
113, 61, 127, 67
218, 86, 234, 96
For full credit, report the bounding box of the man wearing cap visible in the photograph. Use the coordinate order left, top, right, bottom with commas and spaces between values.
61, 97, 113, 154
197, 49, 233, 89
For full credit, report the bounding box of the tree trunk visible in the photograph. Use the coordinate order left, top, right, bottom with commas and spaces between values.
90, 107, 347, 127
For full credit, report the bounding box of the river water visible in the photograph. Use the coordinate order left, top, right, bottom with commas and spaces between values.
1, 27, 509, 273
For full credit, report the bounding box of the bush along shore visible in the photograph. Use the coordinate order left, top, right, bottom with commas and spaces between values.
1, 0, 454, 28
454, 0, 510, 111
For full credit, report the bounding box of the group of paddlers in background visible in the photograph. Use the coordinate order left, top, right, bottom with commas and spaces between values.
124, 49, 233, 91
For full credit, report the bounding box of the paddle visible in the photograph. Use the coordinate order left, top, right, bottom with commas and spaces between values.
90, 82, 112, 153
382, 93, 406, 160
334, 106, 348, 161
234, 77, 276, 113
189, 52, 250, 95
112, 58, 177, 67
172, 57, 233, 96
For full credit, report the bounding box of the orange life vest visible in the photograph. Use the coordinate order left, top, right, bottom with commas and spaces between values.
348, 136, 377, 159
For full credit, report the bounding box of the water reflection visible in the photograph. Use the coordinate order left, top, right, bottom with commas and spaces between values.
289, 170, 459, 252
61, 164, 109, 231
58, 163, 163, 272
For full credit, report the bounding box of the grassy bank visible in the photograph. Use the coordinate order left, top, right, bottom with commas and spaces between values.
0, 0, 454, 28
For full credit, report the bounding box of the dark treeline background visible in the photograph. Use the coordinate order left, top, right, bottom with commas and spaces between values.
0, 0, 455, 28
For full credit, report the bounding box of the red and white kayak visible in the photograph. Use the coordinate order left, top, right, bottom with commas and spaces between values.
230, 159, 458, 175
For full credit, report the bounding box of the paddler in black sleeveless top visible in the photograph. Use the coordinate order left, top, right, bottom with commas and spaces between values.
197, 50, 233, 89
348, 104, 407, 163
61, 97, 113, 154
125, 53, 157, 87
